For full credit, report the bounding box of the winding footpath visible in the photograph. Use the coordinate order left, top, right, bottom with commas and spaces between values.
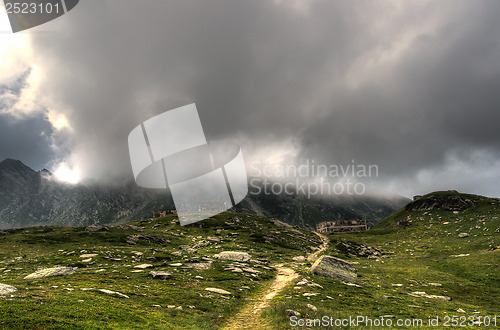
222, 232, 329, 330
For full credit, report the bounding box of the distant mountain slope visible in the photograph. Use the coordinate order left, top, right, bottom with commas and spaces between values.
0, 159, 174, 229
0, 159, 408, 229
375, 190, 500, 234
233, 192, 409, 230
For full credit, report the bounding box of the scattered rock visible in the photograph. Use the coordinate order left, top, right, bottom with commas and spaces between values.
428, 283, 442, 287
179, 246, 197, 254
85, 225, 109, 232
293, 256, 307, 262
303, 293, 319, 297
171, 251, 183, 257
213, 251, 251, 262
193, 240, 210, 248
149, 271, 172, 279
410, 292, 451, 301
128, 234, 167, 245
80, 254, 98, 258
337, 241, 382, 258
342, 282, 362, 288
451, 254, 470, 258
82, 258, 92, 263
307, 283, 324, 289
286, 309, 301, 317
98, 289, 129, 298
169, 263, 183, 267
24, 266, 77, 280
134, 264, 153, 269
189, 262, 212, 270
115, 224, 143, 232
131, 251, 143, 257
206, 237, 221, 242
307, 304, 317, 312
0, 283, 17, 295
205, 288, 231, 295
310, 255, 357, 283
242, 268, 260, 274
457, 308, 466, 313
458, 233, 470, 238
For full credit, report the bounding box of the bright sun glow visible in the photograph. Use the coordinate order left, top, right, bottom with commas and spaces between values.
54, 163, 81, 184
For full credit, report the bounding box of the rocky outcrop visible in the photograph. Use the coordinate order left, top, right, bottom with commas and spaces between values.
310, 255, 357, 283
406, 194, 473, 212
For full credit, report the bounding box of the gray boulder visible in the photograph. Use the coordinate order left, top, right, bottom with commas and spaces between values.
310, 255, 357, 283
24, 266, 77, 280
149, 271, 172, 279
213, 251, 251, 262
0, 283, 17, 295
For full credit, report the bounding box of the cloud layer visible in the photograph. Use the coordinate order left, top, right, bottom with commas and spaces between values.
1, 0, 500, 197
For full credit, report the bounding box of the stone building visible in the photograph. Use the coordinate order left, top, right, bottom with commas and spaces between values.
316, 219, 367, 234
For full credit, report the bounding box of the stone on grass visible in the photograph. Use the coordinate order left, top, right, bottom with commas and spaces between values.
98, 289, 129, 298
307, 304, 317, 311
134, 264, 153, 269
410, 292, 451, 301
0, 284, 17, 295
293, 256, 307, 262
286, 309, 301, 317
310, 255, 357, 283
80, 254, 98, 258
205, 288, 231, 295
149, 271, 172, 279
213, 251, 251, 262
24, 266, 77, 280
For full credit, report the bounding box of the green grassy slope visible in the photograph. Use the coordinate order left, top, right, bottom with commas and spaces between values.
263, 191, 500, 329
0, 212, 321, 329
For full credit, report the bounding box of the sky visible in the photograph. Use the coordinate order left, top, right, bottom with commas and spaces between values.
1, 0, 500, 197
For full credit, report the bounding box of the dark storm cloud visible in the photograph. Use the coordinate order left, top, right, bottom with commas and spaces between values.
0, 113, 55, 170
6, 0, 500, 196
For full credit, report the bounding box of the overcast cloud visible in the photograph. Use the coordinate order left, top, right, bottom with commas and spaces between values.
1, 0, 500, 198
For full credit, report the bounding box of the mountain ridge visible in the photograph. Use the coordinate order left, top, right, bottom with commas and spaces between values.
0, 159, 409, 229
